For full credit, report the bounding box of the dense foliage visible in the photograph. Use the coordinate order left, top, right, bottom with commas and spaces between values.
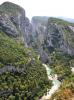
50, 73, 74, 100
0, 31, 52, 100
50, 51, 72, 76
49, 51, 74, 100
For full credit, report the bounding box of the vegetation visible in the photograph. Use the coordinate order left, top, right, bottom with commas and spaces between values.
31, 17, 74, 100
50, 73, 74, 100
0, 31, 52, 100
50, 51, 72, 76
0, 3, 74, 99
49, 50, 74, 100
0, 1, 23, 15
48, 17, 74, 26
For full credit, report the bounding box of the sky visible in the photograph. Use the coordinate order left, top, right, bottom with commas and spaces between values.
0, 0, 74, 20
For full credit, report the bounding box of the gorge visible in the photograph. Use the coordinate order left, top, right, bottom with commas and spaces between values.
40, 64, 61, 100
0, 1, 74, 100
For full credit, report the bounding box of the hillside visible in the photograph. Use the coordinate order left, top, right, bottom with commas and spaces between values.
0, 29, 52, 100
30, 17, 74, 100
0, 1, 74, 100
31, 17, 74, 55
0, 2, 52, 100
43, 18, 74, 54
44, 18, 74, 100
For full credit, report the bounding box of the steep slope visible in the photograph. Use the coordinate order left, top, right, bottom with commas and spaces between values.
0, 2, 52, 100
44, 18, 74, 99
0, 30, 52, 100
31, 16, 48, 47
0, 2, 25, 37
44, 17, 74, 55
31, 17, 74, 56
30, 16, 49, 63
30, 17, 74, 64
0, 2, 32, 46
30, 17, 74, 100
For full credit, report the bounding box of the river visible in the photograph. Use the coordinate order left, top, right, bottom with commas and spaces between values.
40, 64, 61, 100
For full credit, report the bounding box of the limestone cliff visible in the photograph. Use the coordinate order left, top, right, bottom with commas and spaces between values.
31, 17, 74, 56
0, 2, 32, 46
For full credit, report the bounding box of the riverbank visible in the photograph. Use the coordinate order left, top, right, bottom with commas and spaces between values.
40, 64, 61, 100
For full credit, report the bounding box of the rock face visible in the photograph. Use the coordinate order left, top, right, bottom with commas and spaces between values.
44, 18, 74, 55
0, 2, 74, 56
31, 16, 50, 63
0, 2, 32, 46
25, 17, 33, 46
31, 17, 48, 51
31, 17, 74, 56
0, 2, 25, 37
31, 16, 48, 44
0, 13, 18, 37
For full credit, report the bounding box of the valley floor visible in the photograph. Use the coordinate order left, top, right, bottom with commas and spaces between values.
40, 64, 61, 100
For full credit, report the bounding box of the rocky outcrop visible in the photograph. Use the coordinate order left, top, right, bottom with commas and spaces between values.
31, 16, 48, 43
0, 2, 74, 56
24, 17, 33, 46
40, 51, 50, 63
0, 13, 18, 37
0, 2, 32, 46
44, 18, 74, 55
0, 66, 25, 75
0, 90, 13, 97
0, 2, 25, 37
31, 17, 74, 56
